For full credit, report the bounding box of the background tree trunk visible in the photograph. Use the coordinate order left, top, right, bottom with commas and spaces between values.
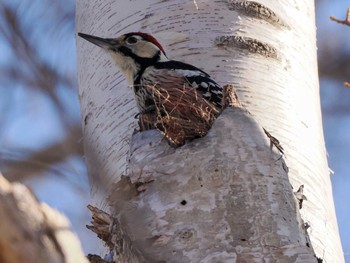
0, 174, 88, 263
76, 0, 344, 262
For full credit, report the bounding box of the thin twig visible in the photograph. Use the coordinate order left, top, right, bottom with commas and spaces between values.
330, 8, 350, 27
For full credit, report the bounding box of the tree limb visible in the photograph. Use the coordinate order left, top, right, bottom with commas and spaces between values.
0, 174, 88, 263
330, 8, 350, 27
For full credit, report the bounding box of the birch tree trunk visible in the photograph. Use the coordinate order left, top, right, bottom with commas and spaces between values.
76, 0, 344, 262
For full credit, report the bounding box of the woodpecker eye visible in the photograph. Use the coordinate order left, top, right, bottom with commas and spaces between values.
126, 36, 138, 44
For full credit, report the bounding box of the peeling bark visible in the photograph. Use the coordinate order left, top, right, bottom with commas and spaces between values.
93, 106, 317, 262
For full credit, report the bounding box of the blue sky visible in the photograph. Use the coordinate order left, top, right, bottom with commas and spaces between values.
317, 2, 350, 260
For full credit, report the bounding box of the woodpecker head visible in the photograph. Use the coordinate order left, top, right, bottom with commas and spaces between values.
78, 32, 168, 84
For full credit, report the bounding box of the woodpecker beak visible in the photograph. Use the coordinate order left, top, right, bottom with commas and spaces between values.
78, 32, 118, 50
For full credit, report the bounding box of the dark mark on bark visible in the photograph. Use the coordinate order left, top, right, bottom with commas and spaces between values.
227, 0, 290, 29
215, 35, 278, 59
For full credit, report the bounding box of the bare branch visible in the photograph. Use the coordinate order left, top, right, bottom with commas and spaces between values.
1, 124, 83, 181
330, 8, 350, 27
0, 3, 76, 127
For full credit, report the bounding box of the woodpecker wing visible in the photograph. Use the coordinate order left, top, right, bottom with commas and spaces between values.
142, 60, 223, 107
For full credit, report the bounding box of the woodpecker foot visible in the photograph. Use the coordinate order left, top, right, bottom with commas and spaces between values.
134, 105, 157, 119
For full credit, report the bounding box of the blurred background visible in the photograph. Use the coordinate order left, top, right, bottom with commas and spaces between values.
0, 0, 349, 260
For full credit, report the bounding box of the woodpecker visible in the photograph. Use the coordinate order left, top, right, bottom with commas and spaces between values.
78, 32, 222, 113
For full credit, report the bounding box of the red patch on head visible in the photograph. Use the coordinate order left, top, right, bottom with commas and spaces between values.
125, 32, 165, 53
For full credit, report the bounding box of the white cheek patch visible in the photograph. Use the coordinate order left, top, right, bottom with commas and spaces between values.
134, 42, 159, 58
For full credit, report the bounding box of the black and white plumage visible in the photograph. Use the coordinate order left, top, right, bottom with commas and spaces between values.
78, 32, 222, 112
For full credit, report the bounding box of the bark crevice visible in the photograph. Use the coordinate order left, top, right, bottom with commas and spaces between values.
227, 0, 290, 28
215, 35, 278, 59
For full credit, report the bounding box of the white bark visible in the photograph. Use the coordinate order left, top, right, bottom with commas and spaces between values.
109, 107, 316, 262
76, 0, 344, 262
